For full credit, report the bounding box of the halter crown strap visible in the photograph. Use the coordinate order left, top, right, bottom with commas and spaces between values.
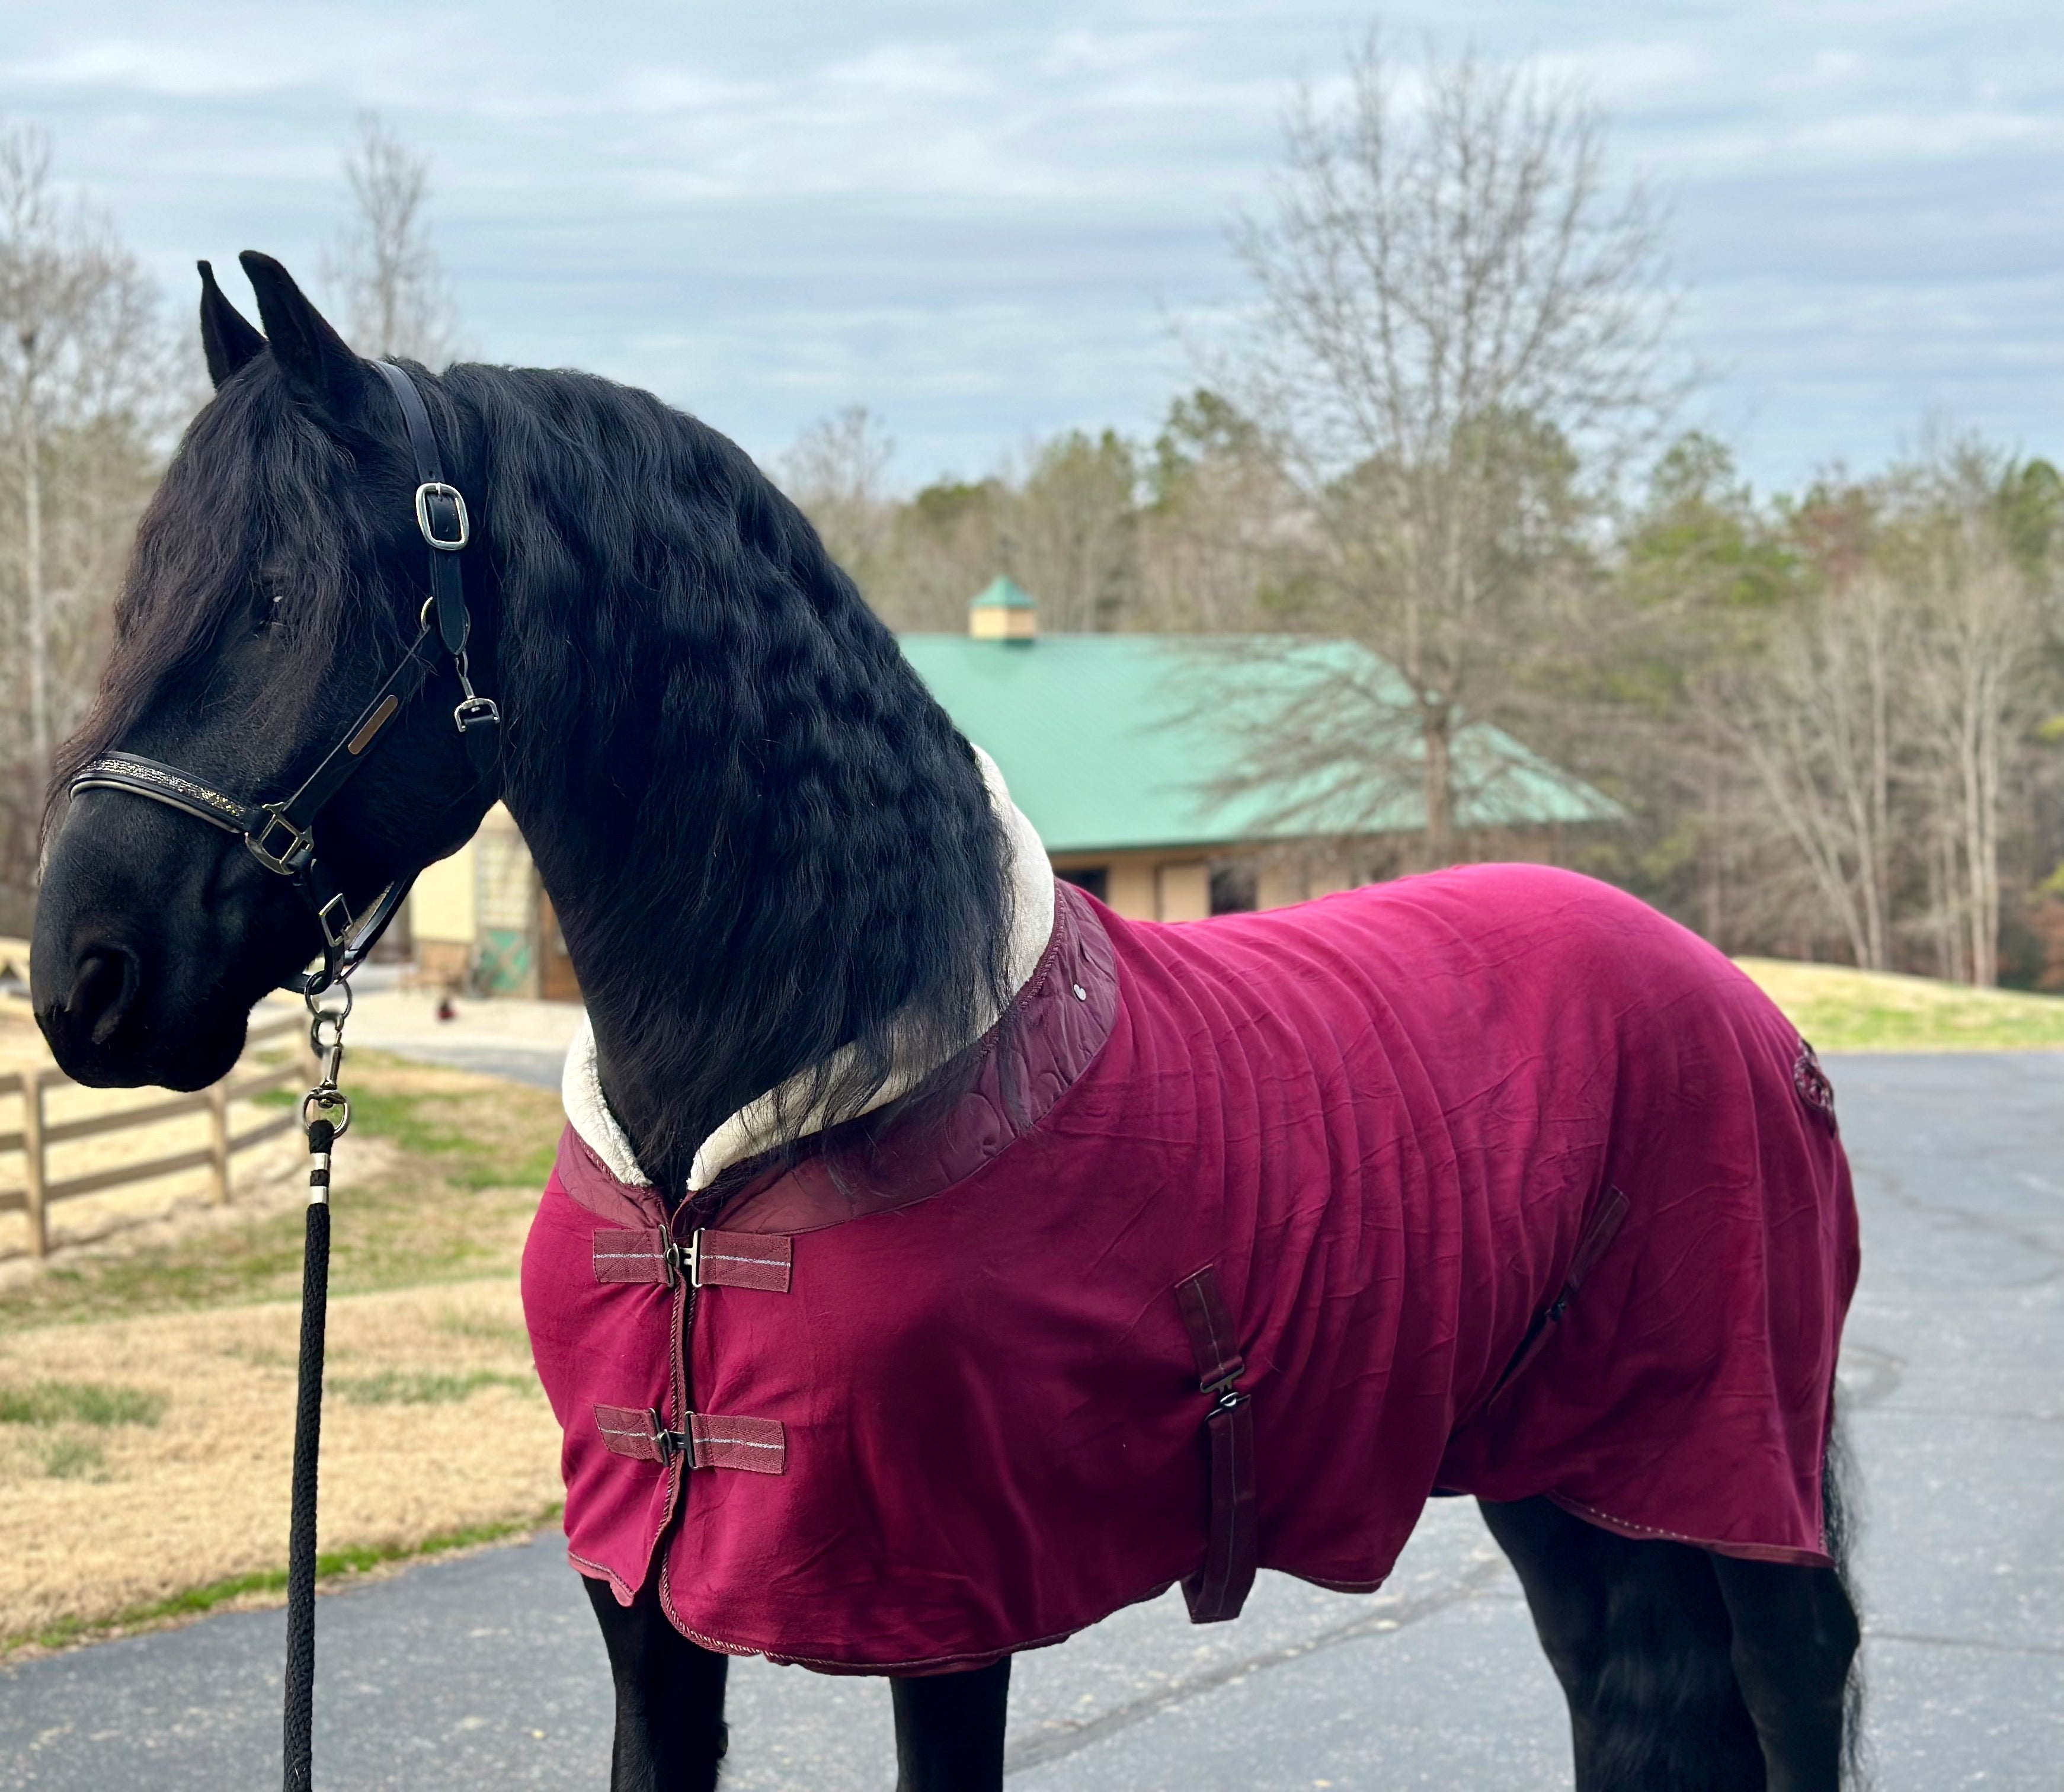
371, 361, 471, 660
67, 360, 498, 996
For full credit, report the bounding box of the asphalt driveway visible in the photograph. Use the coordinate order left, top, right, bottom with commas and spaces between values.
2, 1051, 2057, 1789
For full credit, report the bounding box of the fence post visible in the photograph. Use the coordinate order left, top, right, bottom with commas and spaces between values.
22, 1072, 47, 1260
207, 1081, 231, 1205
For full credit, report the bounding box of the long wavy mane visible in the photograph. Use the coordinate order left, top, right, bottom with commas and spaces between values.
447, 364, 1016, 1189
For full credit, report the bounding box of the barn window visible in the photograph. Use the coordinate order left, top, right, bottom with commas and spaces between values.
1057, 865, 1109, 903
1209, 864, 1258, 915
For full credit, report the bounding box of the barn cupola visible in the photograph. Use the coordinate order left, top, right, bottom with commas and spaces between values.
968, 576, 1038, 644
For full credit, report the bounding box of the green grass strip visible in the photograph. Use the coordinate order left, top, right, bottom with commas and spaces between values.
0, 1380, 165, 1427
1737, 957, 2064, 1052
4, 1504, 564, 1660
328, 1369, 539, 1407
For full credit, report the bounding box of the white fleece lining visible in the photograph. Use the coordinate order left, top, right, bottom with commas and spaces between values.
561, 745, 1057, 1193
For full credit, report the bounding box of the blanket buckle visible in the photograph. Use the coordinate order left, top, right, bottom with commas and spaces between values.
1201, 1359, 1247, 1412
665, 1231, 703, 1289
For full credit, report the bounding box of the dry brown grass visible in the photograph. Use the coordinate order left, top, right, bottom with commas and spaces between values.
0, 1049, 568, 1655
0, 1281, 562, 1640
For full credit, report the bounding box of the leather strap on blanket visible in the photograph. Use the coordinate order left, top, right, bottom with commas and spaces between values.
594, 1403, 787, 1475
1175, 1266, 1256, 1623
1480, 1184, 1631, 1410
592, 1227, 793, 1292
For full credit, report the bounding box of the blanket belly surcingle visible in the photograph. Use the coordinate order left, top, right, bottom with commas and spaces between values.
521, 865, 1858, 1674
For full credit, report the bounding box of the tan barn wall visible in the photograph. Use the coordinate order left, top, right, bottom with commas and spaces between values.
414, 940, 472, 990
1054, 845, 1369, 924
1256, 858, 1355, 910
1106, 855, 1158, 920
1257, 863, 1303, 911
410, 841, 476, 945
1156, 860, 1210, 921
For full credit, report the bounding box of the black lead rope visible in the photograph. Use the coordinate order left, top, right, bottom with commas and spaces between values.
285, 988, 351, 1792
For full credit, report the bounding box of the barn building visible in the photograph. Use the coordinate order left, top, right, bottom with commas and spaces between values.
409, 580, 1616, 998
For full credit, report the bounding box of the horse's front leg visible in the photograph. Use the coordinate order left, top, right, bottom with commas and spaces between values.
891, 1656, 1013, 1792
584, 1575, 730, 1791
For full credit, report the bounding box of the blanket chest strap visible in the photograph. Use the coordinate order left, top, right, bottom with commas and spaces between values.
593, 1403, 786, 1474
592, 1226, 793, 1292
1175, 1265, 1257, 1623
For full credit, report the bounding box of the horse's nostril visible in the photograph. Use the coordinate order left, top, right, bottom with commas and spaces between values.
71, 946, 141, 1048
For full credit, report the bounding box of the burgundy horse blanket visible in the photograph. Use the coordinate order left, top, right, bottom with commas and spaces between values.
522, 863, 1858, 1675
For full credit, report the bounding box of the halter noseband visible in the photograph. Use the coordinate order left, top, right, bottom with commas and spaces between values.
68, 360, 502, 997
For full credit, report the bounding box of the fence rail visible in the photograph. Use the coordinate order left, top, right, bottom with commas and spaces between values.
0, 1012, 313, 1258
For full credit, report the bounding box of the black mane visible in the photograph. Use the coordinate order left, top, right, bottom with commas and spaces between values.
59, 357, 1016, 1193
53, 368, 414, 769
454, 364, 1016, 1187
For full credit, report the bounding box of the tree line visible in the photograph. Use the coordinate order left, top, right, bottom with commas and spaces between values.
790, 405, 2064, 988
0, 112, 455, 933
5, 42, 2060, 988
784, 39, 2064, 990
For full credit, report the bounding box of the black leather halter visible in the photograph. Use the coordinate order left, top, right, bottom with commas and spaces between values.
68, 361, 501, 996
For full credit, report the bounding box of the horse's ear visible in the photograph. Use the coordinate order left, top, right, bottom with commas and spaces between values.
238, 251, 368, 423
197, 261, 266, 389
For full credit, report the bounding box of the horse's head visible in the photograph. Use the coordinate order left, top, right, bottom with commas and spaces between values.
32, 254, 498, 1089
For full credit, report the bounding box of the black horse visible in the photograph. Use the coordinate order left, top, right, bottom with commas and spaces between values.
33, 257, 1862, 1790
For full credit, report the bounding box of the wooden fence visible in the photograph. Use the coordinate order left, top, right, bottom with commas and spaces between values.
0, 1011, 315, 1259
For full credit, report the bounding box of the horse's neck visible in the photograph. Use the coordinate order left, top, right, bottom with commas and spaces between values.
510, 749, 1044, 1206
508, 815, 778, 1200
582, 988, 699, 1202
503, 735, 994, 1205
465, 372, 1017, 1197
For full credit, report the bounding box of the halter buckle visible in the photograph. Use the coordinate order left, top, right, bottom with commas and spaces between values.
247, 808, 315, 875
414, 482, 470, 552
316, 890, 356, 948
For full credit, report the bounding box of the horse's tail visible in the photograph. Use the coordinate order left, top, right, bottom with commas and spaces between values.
1824, 1400, 1870, 1786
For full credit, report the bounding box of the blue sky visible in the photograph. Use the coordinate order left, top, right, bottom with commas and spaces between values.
4, 2, 2060, 497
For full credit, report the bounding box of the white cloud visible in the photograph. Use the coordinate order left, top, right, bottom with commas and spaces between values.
0, 0, 2057, 491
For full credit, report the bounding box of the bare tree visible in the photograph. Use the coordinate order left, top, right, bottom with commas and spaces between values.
1713, 572, 1903, 969
780, 405, 898, 590
1902, 482, 2047, 986
1220, 33, 1679, 863
322, 111, 463, 364
1138, 391, 1301, 632
0, 122, 179, 904
823, 423, 1144, 635
1004, 430, 1140, 633
872, 476, 1010, 631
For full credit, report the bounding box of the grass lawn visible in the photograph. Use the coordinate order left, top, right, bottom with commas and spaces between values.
0, 1052, 568, 1658
1736, 958, 2064, 1052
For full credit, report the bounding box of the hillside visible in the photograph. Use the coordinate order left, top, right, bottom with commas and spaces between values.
1736, 958, 2064, 1053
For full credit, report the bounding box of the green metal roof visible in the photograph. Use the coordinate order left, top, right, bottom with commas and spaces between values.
897, 632, 1621, 856
968, 575, 1037, 612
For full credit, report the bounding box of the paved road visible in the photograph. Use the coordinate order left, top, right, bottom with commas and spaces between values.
326, 978, 578, 1095
4, 1052, 2059, 1788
